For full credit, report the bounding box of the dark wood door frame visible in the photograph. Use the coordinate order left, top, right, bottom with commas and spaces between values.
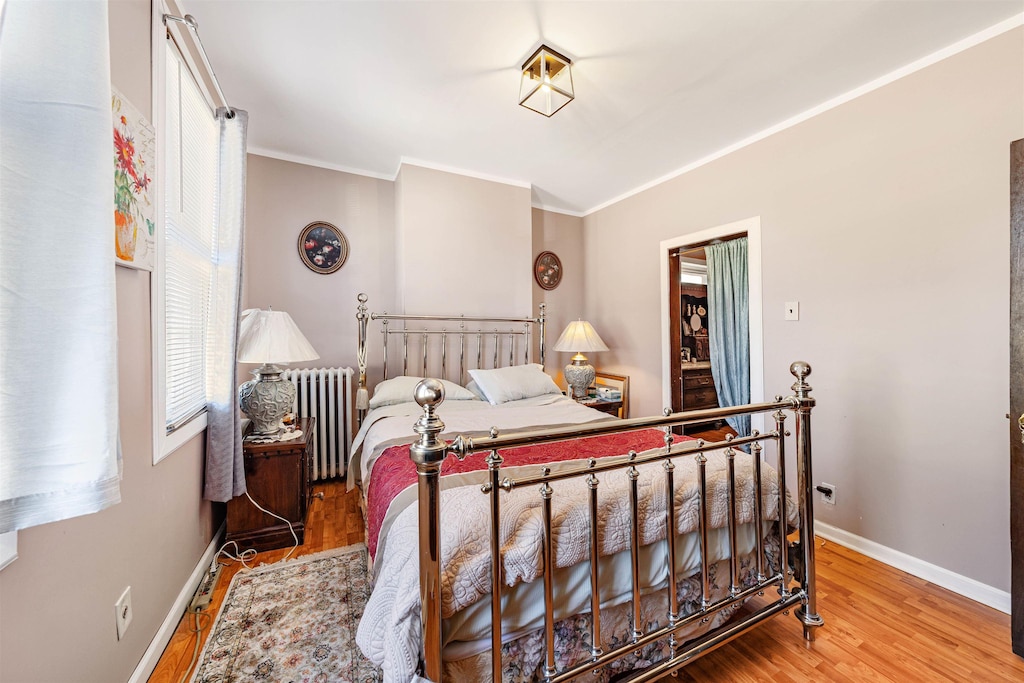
665, 231, 748, 413
660, 221, 765, 436
1010, 137, 1023, 657
669, 254, 683, 411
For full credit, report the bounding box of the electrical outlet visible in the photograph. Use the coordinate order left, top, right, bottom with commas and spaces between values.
115, 586, 133, 640
819, 482, 836, 506
785, 301, 800, 321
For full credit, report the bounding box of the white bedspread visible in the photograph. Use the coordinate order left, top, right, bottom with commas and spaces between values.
356, 442, 796, 683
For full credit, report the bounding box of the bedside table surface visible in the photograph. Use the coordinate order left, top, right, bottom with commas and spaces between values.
243, 417, 313, 453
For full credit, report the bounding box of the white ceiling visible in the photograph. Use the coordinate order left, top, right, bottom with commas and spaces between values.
187, 1, 1023, 215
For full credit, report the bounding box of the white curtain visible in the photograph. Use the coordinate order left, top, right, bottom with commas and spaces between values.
0, 1, 121, 532
203, 109, 248, 502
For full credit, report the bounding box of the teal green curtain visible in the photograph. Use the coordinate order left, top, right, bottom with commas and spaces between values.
705, 237, 749, 435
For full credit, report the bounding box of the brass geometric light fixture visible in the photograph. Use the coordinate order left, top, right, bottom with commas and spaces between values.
519, 44, 574, 117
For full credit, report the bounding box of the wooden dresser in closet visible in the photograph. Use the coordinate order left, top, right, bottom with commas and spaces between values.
680, 363, 718, 411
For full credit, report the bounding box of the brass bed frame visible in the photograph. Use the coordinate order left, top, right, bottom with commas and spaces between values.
354, 294, 823, 682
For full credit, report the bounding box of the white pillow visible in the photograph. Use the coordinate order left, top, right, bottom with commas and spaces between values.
467, 364, 561, 405
369, 376, 478, 409
465, 380, 487, 401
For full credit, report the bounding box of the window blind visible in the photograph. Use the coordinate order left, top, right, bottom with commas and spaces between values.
164, 41, 219, 433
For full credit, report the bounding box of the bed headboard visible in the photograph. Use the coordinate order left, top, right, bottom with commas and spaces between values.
355, 293, 546, 423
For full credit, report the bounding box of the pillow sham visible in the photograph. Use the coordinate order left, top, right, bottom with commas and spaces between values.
369, 376, 478, 409
465, 380, 487, 402
467, 363, 561, 405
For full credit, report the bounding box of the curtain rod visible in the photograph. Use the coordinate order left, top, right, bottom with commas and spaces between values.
163, 13, 234, 118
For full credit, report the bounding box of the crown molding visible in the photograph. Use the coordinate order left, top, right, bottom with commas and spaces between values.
247, 147, 394, 181
530, 203, 586, 218
249, 14, 1023, 216
582, 13, 1024, 217
395, 157, 532, 189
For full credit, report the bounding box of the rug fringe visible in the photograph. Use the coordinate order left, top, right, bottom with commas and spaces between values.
256, 542, 367, 568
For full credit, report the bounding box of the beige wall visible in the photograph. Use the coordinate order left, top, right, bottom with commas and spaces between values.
245, 160, 542, 382
0, 2, 216, 681
532, 208, 585, 384
583, 29, 1024, 592
396, 164, 533, 316
244, 154, 396, 371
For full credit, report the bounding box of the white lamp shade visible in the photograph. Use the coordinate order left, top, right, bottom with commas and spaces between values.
237, 308, 319, 364
552, 320, 609, 354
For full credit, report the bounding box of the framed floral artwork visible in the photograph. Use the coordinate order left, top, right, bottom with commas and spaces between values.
298, 221, 349, 274
112, 88, 155, 270
534, 251, 562, 290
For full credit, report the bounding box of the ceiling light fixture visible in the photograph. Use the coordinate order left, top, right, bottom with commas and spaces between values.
519, 44, 574, 117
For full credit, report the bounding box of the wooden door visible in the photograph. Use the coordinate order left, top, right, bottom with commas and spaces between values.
1011, 137, 1023, 656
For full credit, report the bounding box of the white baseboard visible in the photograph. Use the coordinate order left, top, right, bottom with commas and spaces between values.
815, 522, 1010, 614
128, 522, 225, 683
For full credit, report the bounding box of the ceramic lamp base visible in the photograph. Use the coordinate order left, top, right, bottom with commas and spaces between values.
238, 364, 296, 435
564, 359, 595, 400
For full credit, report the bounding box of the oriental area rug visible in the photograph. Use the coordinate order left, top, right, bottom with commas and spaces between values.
190, 544, 382, 683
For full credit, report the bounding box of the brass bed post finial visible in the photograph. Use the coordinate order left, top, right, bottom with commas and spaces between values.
790, 360, 813, 399
788, 361, 823, 641
410, 379, 448, 682
356, 293, 370, 422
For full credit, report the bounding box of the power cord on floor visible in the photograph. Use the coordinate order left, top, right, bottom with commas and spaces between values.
211, 492, 300, 570
177, 492, 301, 683
177, 605, 212, 683
242, 490, 300, 562
214, 539, 257, 570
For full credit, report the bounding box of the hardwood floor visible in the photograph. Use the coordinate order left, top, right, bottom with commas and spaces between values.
685, 423, 738, 444
667, 540, 1024, 682
147, 481, 362, 683
149, 481, 1024, 682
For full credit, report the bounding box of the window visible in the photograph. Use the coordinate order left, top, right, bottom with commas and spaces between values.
153, 31, 219, 461
679, 261, 708, 285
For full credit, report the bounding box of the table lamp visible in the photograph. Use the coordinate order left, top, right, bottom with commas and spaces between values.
552, 320, 609, 400
236, 308, 319, 435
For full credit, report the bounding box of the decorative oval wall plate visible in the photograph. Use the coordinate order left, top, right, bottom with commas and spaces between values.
534, 251, 562, 290
298, 221, 349, 274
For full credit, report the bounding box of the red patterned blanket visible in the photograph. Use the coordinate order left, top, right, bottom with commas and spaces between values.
366, 428, 676, 559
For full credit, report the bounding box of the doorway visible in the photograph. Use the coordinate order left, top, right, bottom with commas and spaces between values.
659, 217, 764, 434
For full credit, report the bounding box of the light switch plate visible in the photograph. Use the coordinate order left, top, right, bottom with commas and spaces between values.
785, 301, 800, 321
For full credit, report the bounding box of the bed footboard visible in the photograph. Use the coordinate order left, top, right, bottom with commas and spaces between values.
408, 362, 822, 682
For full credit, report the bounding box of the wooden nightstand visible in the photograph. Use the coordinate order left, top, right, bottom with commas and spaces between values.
226, 417, 314, 553
590, 372, 629, 419
589, 399, 623, 416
